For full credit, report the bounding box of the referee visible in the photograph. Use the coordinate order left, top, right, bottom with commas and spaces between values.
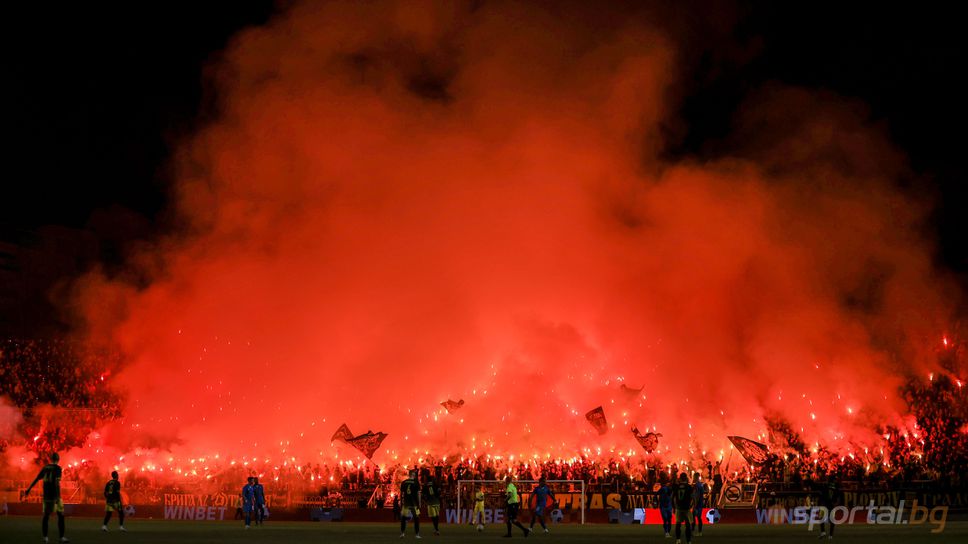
503, 476, 530, 538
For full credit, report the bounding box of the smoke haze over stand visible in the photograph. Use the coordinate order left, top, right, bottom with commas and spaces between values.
55, 1, 960, 471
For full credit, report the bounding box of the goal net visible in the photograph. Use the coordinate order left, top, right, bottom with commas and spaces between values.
456, 479, 586, 525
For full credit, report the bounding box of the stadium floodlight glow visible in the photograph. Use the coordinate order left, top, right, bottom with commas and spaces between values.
456, 480, 586, 525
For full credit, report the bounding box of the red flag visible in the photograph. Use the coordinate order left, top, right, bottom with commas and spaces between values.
585, 406, 608, 435
440, 399, 465, 413
631, 426, 662, 453
347, 431, 388, 459
331, 423, 354, 443
727, 435, 770, 465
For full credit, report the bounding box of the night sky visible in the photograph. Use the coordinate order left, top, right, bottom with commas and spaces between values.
5, 2, 966, 304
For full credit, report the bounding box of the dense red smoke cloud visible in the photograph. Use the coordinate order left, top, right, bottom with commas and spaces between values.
62, 0, 958, 468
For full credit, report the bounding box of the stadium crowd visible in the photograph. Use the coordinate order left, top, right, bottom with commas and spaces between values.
1, 337, 965, 509
0, 338, 123, 454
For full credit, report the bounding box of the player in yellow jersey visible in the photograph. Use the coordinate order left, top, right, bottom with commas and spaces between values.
472, 483, 486, 531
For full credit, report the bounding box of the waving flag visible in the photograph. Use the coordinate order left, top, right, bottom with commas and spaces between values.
440, 399, 465, 413
620, 384, 644, 398
331, 423, 354, 443
585, 406, 609, 435
631, 426, 662, 453
727, 435, 770, 465
347, 431, 388, 459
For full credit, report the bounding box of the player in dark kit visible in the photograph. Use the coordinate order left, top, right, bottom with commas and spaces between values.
253, 477, 266, 525
241, 477, 256, 529
658, 481, 673, 537
24, 452, 69, 543
503, 476, 530, 538
692, 472, 708, 536
421, 476, 442, 535
102, 471, 127, 532
400, 470, 421, 538
672, 472, 694, 544
529, 477, 556, 533
816, 474, 838, 539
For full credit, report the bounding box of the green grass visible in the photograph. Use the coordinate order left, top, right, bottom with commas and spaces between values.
1, 518, 966, 543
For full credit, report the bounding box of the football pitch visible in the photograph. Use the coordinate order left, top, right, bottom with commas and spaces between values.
1, 518, 966, 544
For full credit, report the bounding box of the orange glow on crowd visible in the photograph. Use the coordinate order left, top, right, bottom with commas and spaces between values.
1, 2, 966, 486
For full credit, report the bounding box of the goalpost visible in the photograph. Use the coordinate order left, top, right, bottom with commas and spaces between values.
456, 479, 586, 525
